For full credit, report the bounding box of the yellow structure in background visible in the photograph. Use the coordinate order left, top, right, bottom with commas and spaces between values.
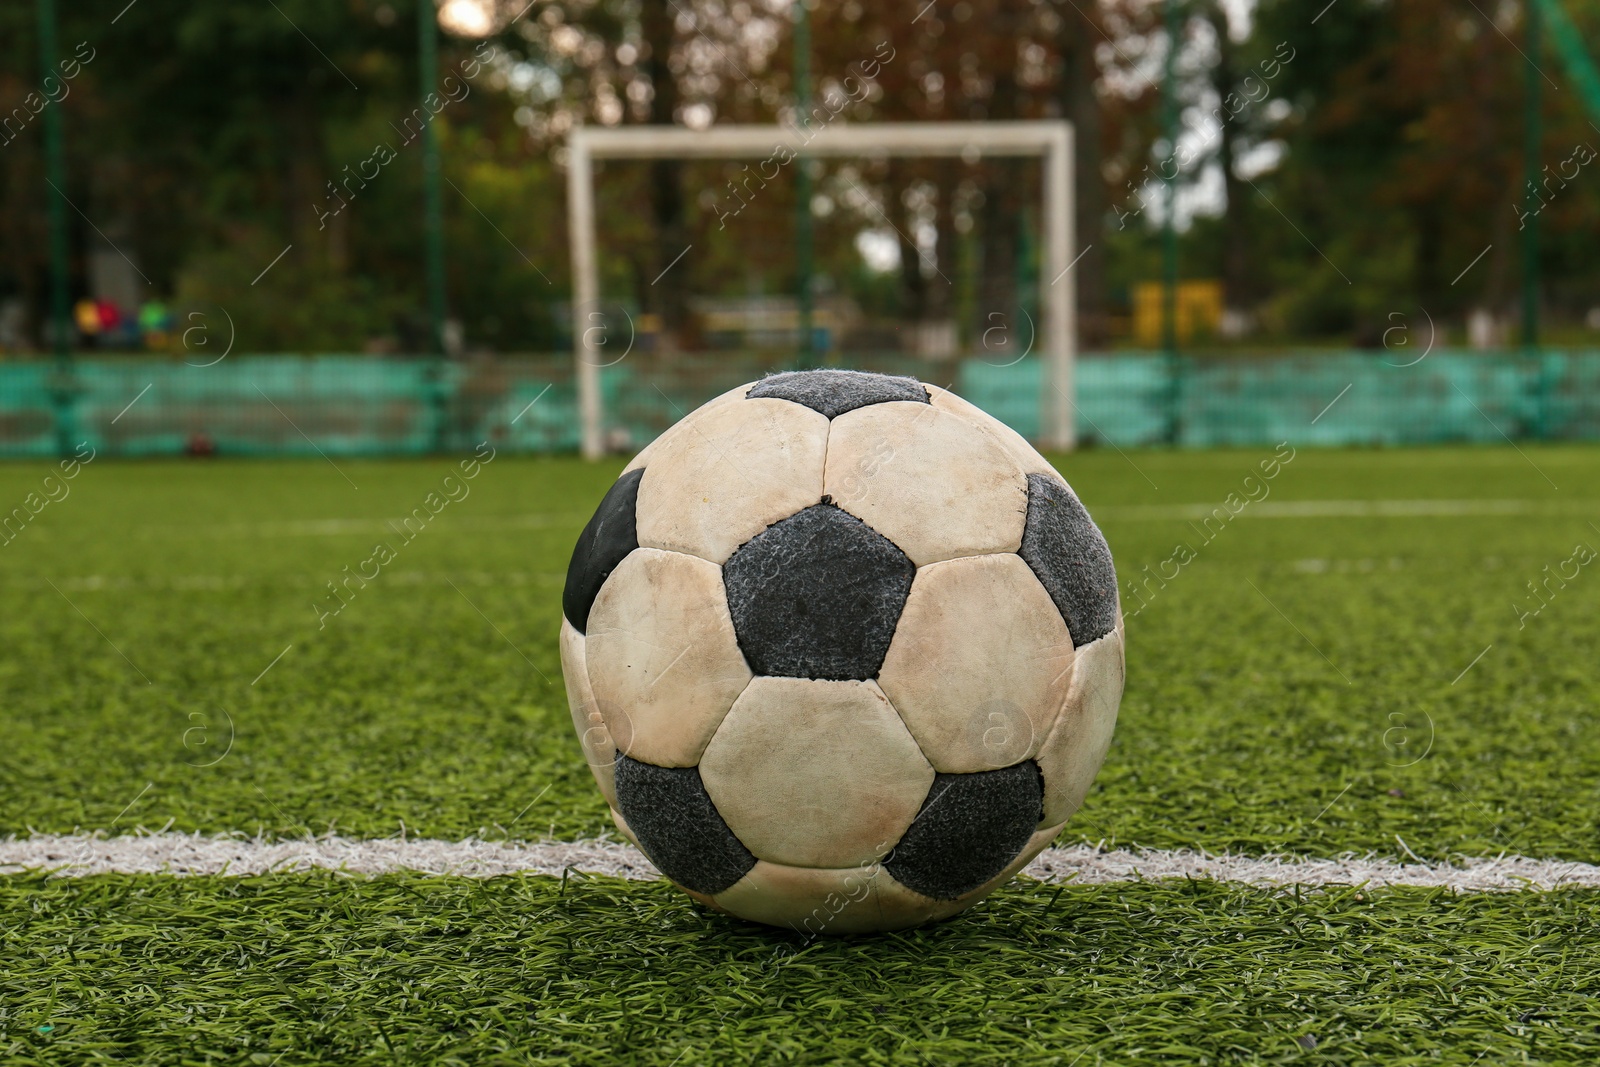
1133, 280, 1222, 345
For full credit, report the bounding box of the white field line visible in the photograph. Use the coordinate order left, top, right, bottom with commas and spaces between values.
1094, 499, 1597, 521
132, 514, 585, 539
111, 500, 1600, 541
4, 835, 1599, 892
3, 571, 564, 593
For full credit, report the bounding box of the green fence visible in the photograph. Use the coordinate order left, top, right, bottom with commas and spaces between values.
966, 350, 1600, 447
2, 350, 1598, 459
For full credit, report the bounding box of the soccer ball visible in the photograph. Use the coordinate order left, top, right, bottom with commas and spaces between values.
560, 370, 1123, 934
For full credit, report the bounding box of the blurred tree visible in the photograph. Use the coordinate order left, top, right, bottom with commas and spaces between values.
1192, 0, 1250, 321
2, 0, 521, 350
1052, 0, 1113, 346
1252, 0, 1600, 341
641, 0, 688, 345
7, 0, 1600, 353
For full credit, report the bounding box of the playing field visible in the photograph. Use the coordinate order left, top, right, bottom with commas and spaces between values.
3, 444, 1599, 1064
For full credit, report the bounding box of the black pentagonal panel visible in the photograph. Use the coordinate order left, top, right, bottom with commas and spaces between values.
562, 467, 644, 633
884, 761, 1044, 901
722, 503, 914, 680
613, 755, 756, 895
747, 369, 930, 419
1017, 474, 1118, 647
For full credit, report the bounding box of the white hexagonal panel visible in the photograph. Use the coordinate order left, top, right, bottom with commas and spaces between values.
824, 402, 1027, 566
699, 677, 934, 869
634, 396, 828, 564
924, 383, 1059, 478
623, 382, 754, 476
559, 617, 618, 808
1037, 625, 1125, 826
712, 831, 1060, 933
585, 548, 753, 768
878, 553, 1075, 773
712, 860, 892, 935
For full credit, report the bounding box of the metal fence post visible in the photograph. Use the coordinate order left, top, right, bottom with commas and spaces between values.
427, 355, 451, 452
38, 0, 76, 456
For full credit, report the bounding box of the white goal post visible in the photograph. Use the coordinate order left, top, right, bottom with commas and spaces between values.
566, 120, 1076, 459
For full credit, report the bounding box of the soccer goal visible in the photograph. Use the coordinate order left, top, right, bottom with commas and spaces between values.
566, 120, 1076, 458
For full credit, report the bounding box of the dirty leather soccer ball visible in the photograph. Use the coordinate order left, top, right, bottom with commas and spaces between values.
559, 370, 1123, 934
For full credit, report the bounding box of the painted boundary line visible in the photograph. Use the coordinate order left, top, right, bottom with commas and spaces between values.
1097, 499, 1598, 521
103, 499, 1600, 542
4, 835, 1600, 892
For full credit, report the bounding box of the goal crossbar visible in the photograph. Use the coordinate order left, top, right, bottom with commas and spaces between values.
566, 120, 1076, 457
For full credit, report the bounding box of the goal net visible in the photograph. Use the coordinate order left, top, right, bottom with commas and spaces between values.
565, 121, 1076, 457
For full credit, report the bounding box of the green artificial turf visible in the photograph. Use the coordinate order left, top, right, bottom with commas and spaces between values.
4, 445, 1600, 1066
2, 871, 1597, 1065
1, 446, 1598, 860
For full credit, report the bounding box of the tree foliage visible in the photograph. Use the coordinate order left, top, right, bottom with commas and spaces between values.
0, 0, 1596, 352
